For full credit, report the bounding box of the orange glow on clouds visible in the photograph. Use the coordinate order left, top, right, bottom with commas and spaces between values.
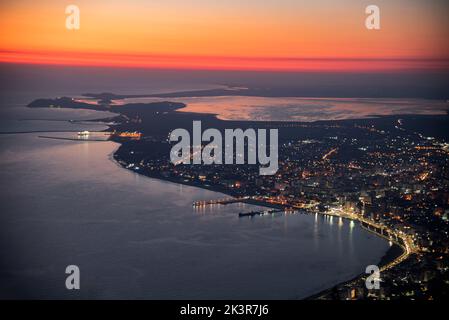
0, 0, 448, 71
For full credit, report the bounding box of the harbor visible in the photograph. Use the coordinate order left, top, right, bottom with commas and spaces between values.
36, 130, 143, 142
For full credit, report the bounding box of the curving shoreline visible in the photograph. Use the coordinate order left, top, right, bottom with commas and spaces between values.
27, 94, 418, 299
110, 155, 409, 300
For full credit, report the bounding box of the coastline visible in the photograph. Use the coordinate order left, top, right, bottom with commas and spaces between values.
305, 243, 404, 300
27, 95, 414, 299
110, 151, 407, 300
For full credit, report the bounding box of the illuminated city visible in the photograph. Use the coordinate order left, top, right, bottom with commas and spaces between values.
1, 0, 448, 311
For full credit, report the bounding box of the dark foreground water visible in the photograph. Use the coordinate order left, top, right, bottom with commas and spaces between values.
0, 131, 390, 299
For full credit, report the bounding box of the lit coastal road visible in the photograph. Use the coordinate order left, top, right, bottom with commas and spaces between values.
322, 148, 338, 160
322, 207, 418, 271
248, 196, 418, 271
193, 194, 418, 273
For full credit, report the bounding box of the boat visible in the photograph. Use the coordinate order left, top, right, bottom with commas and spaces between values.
238, 211, 263, 217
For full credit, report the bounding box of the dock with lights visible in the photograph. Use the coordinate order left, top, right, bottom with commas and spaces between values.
193, 196, 249, 207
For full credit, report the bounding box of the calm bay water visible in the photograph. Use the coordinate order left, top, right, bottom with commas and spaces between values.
0, 130, 389, 299
121, 96, 449, 122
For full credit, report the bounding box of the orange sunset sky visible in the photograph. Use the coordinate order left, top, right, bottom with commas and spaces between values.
1, 0, 448, 71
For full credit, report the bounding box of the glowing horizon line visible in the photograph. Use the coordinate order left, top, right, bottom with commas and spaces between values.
2, 49, 449, 61
1, 50, 448, 72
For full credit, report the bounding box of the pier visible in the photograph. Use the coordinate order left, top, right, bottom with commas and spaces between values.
238, 208, 288, 218
193, 196, 249, 207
